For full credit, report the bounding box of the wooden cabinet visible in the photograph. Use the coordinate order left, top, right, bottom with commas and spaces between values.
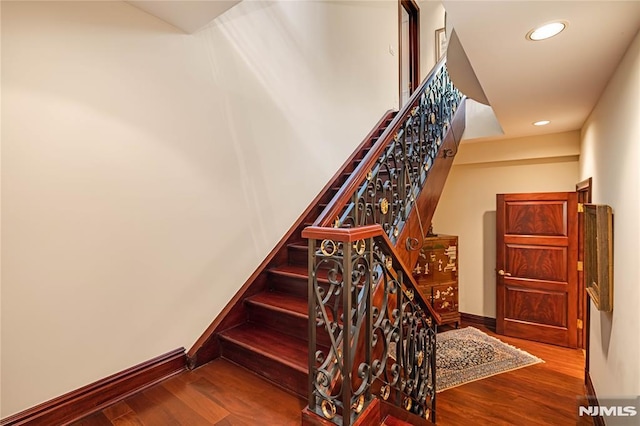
411, 235, 459, 327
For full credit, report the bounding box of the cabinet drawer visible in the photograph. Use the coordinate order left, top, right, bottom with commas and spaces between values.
417, 282, 458, 316
411, 237, 457, 284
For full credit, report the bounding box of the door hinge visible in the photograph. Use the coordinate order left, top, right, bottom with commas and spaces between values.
577, 319, 583, 330
578, 203, 584, 213
577, 261, 584, 272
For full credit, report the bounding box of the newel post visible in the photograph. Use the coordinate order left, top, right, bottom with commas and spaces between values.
307, 237, 317, 413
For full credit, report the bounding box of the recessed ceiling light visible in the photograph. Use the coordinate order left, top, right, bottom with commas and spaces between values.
526, 21, 567, 41
533, 120, 550, 126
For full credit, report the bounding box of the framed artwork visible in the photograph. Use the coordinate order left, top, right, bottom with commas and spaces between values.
584, 204, 613, 311
435, 28, 447, 61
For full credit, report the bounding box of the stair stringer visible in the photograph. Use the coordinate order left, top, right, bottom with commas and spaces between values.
187, 110, 396, 369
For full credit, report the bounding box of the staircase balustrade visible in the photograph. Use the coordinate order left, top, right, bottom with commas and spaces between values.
302, 225, 438, 425
314, 59, 462, 246
303, 60, 463, 425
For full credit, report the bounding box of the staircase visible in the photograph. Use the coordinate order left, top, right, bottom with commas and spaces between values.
187, 112, 397, 397
189, 60, 465, 425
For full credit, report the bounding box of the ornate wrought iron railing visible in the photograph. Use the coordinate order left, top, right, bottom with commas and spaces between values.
313, 59, 462, 245
303, 59, 464, 425
302, 225, 437, 426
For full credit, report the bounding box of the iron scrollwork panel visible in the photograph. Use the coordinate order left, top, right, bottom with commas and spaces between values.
369, 239, 437, 422
308, 237, 375, 425
308, 237, 437, 424
336, 66, 461, 243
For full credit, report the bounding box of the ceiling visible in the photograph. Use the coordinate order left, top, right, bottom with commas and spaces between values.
443, 0, 640, 141
126, 0, 239, 33
126, 0, 639, 141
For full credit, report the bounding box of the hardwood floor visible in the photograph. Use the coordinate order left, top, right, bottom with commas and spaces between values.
72, 359, 305, 426
73, 325, 591, 426
437, 325, 592, 426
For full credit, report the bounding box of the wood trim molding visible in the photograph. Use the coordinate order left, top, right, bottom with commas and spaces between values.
1, 348, 186, 426
576, 177, 592, 357
460, 312, 497, 331
398, 0, 421, 102
576, 177, 593, 194
584, 371, 605, 426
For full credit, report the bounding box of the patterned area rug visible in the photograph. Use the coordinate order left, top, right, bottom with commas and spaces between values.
436, 327, 543, 392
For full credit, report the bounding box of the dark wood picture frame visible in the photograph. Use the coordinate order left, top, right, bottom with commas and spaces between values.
584, 204, 613, 311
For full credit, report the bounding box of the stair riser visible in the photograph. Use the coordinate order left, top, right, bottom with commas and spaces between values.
287, 247, 308, 266
247, 307, 333, 348
269, 274, 309, 298
288, 247, 333, 270
219, 338, 307, 398
269, 274, 339, 306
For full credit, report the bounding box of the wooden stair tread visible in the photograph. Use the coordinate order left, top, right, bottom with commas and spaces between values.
246, 291, 308, 317
219, 324, 309, 373
270, 264, 332, 281
288, 239, 307, 248
269, 264, 310, 278
287, 242, 308, 250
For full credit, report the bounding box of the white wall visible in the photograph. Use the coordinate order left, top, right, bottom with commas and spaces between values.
0, 0, 399, 416
431, 132, 580, 317
418, 0, 446, 80
580, 30, 640, 413
462, 99, 503, 141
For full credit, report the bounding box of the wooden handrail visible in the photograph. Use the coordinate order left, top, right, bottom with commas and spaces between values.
302, 224, 384, 242
314, 57, 447, 228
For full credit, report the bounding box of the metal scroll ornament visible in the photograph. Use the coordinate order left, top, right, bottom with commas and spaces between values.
351, 395, 365, 414
385, 257, 393, 270
380, 385, 391, 400
329, 65, 461, 244
322, 400, 337, 420
379, 198, 389, 215
320, 239, 338, 256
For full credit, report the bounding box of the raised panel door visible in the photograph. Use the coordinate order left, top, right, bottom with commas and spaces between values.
496, 192, 578, 348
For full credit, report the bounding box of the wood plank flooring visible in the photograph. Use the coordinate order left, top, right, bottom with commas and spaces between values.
73, 325, 591, 426
436, 325, 592, 426
72, 359, 305, 426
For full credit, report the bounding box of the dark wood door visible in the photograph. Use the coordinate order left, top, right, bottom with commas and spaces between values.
496, 192, 578, 348
399, 0, 420, 106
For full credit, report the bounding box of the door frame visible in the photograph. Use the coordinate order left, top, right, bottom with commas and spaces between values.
398, 0, 420, 106
576, 178, 592, 364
